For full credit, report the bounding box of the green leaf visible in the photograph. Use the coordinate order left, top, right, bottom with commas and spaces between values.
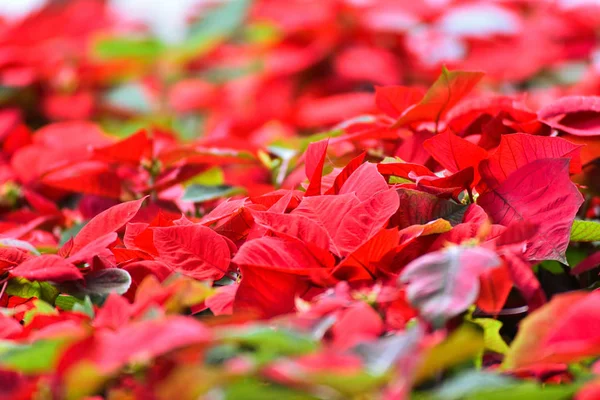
72, 296, 95, 318
469, 318, 509, 354
105, 83, 152, 114
223, 378, 317, 400
59, 222, 87, 246
55, 294, 85, 311
182, 184, 245, 203
0, 338, 68, 374
571, 220, 600, 242
186, 167, 225, 186
220, 327, 318, 362
181, 0, 250, 56
432, 371, 515, 400
6, 278, 59, 304
93, 36, 164, 60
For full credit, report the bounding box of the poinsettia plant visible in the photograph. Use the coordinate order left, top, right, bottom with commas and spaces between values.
0, 0, 600, 399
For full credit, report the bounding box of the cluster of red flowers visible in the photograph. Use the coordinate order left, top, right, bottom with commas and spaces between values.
0, 1, 599, 399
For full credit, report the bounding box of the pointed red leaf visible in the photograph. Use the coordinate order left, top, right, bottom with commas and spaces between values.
478, 159, 583, 262
71, 197, 146, 254
479, 134, 583, 190
393, 68, 485, 127
476, 263, 512, 315
423, 130, 488, 183
152, 225, 230, 280
252, 211, 331, 251
338, 162, 389, 201
11, 254, 83, 282
304, 138, 329, 196
375, 86, 424, 119
325, 152, 366, 195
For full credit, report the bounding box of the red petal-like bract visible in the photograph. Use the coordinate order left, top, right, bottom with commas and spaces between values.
393, 68, 484, 127
538, 96, 600, 136
478, 158, 584, 262
10, 254, 82, 282
153, 225, 230, 280
70, 198, 146, 255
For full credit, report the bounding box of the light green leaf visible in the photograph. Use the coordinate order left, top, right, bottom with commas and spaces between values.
571, 220, 600, 242
72, 296, 95, 318
105, 83, 152, 114
0, 339, 68, 374
470, 318, 509, 354
6, 278, 59, 304
93, 36, 164, 60
181, 0, 250, 56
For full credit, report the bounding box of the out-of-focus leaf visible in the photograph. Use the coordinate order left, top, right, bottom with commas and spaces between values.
55, 294, 85, 311
6, 278, 59, 304
431, 371, 515, 400
223, 378, 317, 400
72, 296, 95, 318
93, 36, 164, 60
400, 245, 501, 326
469, 318, 509, 354
570, 220, 600, 242
181, 0, 251, 55
105, 83, 152, 114
414, 324, 484, 384
79, 269, 132, 296
23, 300, 57, 325
220, 327, 318, 360
503, 290, 600, 369
0, 338, 68, 374
0, 238, 40, 255
182, 184, 245, 203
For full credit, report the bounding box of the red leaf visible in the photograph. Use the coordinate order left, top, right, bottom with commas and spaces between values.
71, 198, 146, 255
504, 291, 600, 368
252, 211, 331, 251
93, 129, 152, 165
93, 317, 211, 372
152, 225, 230, 280
538, 96, 600, 136
93, 294, 131, 331
304, 139, 329, 196
233, 236, 334, 274
478, 134, 583, 190
235, 265, 308, 319
334, 228, 399, 282
338, 162, 389, 201
478, 159, 584, 262
293, 190, 399, 257
392, 67, 484, 127
571, 251, 600, 275
503, 253, 546, 312
423, 130, 488, 182
11, 254, 83, 282
325, 152, 366, 195
476, 263, 512, 315
375, 86, 424, 119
